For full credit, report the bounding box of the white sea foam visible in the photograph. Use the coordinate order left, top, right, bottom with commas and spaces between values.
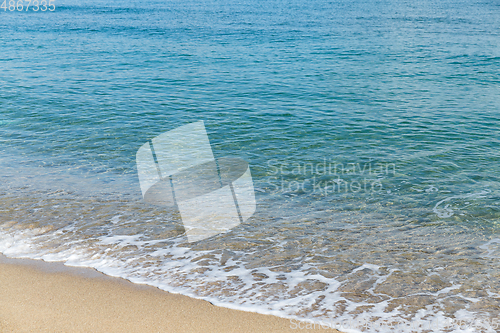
1, 221, 498, 333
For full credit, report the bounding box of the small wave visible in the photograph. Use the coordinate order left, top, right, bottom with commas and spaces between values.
433, 190, 490, 218
479, 239, 500, 259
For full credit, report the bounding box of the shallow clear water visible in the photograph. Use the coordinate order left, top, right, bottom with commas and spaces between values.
1, 0, 500, 331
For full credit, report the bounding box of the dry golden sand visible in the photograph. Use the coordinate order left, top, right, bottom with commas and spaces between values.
0, 257, 340, 333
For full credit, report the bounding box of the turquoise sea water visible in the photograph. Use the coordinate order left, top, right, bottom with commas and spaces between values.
1, 0, 500, 331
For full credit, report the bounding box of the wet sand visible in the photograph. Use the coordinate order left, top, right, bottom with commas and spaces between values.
0, 256, 340, 333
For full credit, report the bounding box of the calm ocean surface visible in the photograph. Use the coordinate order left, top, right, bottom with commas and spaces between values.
1, 0, 499, 331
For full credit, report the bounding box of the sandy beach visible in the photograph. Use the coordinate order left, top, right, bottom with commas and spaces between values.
3, 0, 498, 329
0, 257, 340, 333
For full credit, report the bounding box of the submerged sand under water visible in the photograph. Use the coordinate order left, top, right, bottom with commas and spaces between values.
0, 181, 498, 333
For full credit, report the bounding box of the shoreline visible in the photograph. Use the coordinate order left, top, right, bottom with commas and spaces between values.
0, 255, 340, 333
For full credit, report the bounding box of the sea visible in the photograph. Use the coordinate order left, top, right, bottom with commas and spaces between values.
1, 0, 499, 332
